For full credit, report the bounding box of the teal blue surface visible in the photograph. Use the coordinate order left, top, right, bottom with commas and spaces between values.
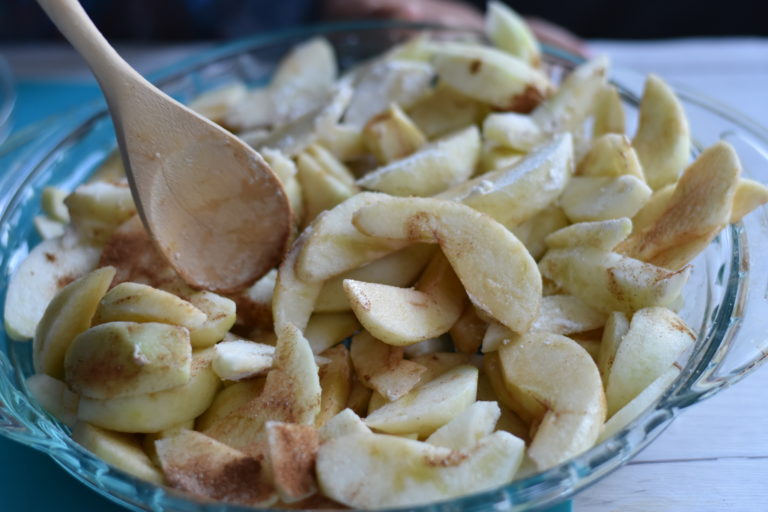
0, 82, 573, 512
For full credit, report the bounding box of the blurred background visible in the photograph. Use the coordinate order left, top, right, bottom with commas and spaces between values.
1, 0, 767, 42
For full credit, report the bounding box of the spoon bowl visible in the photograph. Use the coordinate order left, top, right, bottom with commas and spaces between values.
37, 0, 292, 293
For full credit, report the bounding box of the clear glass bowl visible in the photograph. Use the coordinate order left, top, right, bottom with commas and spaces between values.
1, 22, 768, 512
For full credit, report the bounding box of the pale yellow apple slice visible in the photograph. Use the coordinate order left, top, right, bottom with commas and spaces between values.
316, 344, 352, 427
65, 181, 136, 243
449, 303, 487, 354
314, 244, 435, 313
186, 291, 236, 348
261, 148, 304, 223
41, 186, 70, 222
195, 378, 265, 431
265, 421, 320, 503
597, 311, 630, 380
156, 429, 276, 507
295, 192, 409, 284
605, 307, 695, 415
409, 352, 474, 383
356, 126, 480, 197
485, 1, 541, 65
576, 133, 644, 179
93, 281, 205, 328
632, 74, 690, 190
272, 228, 323, 333
77, 348, 219, 433
212, 340, 275, 381
483, 351, 546, 425
545, 217, 632, 252
26, 374, 79, 427
296, 149, 357, 225
431, 42, 550, 111
319, 408, 371, 443
438, 133, 573, 228
617, 141, 741, 269
365, 365, 478, 437
530, 294, 607, 335
34, 215, 66, 239
498, 332, 606, 470
592, 84, 625, 137
532, 56, 608, 133
482, 112, 544, 151
363, 103, 427, 164
65, 321, 191, 399
598, 365, 680, 442
731, 178, 768, 223
317, 430, 524, 508
539, 246, 690, 314
426, 401, 501, 450
511, 205, 569, 259
343, 252, 464, 346
204, 324, 321, 455
4, 231, 101, 341
72, 422, 164, 485
349, 330, 426, 401
560, 175, 652, 223
406, 82, 486, 139
33, 266, 115, 378
353, 197, 542, 334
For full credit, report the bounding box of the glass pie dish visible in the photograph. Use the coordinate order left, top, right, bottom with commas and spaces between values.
1, 22, 768, 512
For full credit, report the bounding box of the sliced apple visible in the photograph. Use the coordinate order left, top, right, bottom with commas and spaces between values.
406, 82, 486, 139
344, 252, 464, 346
576, 133, 643, 179
349, 331, 426, 401
363, 103, 427, 164
597, 311, 630, 380
632, 74, 690, 190
449, 303, 487, 354
195, 378, 266, 431
77, 348, 219, 433
4, 231, 101, 341
353, 197, 542, 334
316, 344, 352, 427
34, 215, 66, 239
317, 430, 524, 508
273, 228, 323, 333
498, 332, 606, 470
33, 266, 115, 378
212, 340, 275, 381
560, 175, 652, 223
356, 126, 480, 197
511, 205, 569, 259
483, 351, 545, 425
438, 133, 574, 228
185, 291, 236, 348
72, 422, 164, 485
539, 246, 690, 313
545, 218, 632, 252
265, 421, 320, 503
530, 294, 607, 335
485, 1, 540, 66
409, 352, 474, 383
156, 429, 276, 507
532, 56, 608, 133
296, 149, 357, 225
261, 148, 304, 223
65, 181, 136, 243
431, 42, 550, 111
65, 321, 191, 399
482, 112, 544, 152
41, 186, 70, 222
93, 282, 205, 328
365, 365, 478, 437
617, 141, 741, 269
295, 192, 409, 283
426, 401, 501, 450
204, 324, 321, 455
605, 307, 695, 415
731, 178, 768, 223
319, 408, 371, 443
592, 84, 625, 137
303, 312, 359, 354
26, 374, 79, 427
314, 244, 435, 313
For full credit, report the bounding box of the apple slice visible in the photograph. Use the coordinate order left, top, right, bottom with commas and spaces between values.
431, 42, 550, 111
605, 307, 695, 415
195, 378, 266, 431
731, 178, 768, 223
265, 421, 320, 503
482, 351, 545, 425
353, 197, 542, 334
272, 228, 323, 333
530, 294, 607, 335
485, 1, 540, 66
4, 231, 101, 341
304, 312, 359, 354
77, 348, 219, 433
356, 126, 480, 197
545, 218, 632, 252
93, 282, 205, 328
482, 112, 544, 151
449, 303, 487, 354
365, 365, 478, 437
319, 408, 371, 442
632, 74, 690, 190
344, 252, 464, 346
156, 429, 276, 507
593, 84, 625, 137
426, 401, 501, 450
212, 340, 275, 381
316, 345, 352, 427
577, 133, 644, 180
560, 175, 652, 223
33, 266, 115, 378
363, 103, 427, 164
317, 430, 524, 508
65, 321, 191, 399
65, 181, 136, 244
498, 332, 606, 470
26, 374, 79, 427
72, 422, 164, 485
349, 331, 426, 401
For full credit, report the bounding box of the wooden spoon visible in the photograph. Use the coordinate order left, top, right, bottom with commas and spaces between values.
37, 0, 292, 293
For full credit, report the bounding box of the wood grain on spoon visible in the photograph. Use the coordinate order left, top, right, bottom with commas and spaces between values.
37, 0, 292, 293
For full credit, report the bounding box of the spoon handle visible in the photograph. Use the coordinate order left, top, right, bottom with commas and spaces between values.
37, 0, 141, 92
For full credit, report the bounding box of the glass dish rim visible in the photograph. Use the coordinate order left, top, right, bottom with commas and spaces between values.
0, 20, 765, 512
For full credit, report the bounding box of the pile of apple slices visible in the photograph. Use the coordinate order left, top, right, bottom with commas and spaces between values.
7, 1, 768, 509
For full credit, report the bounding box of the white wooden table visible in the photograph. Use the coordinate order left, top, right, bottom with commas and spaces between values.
2, 37, 767, 512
